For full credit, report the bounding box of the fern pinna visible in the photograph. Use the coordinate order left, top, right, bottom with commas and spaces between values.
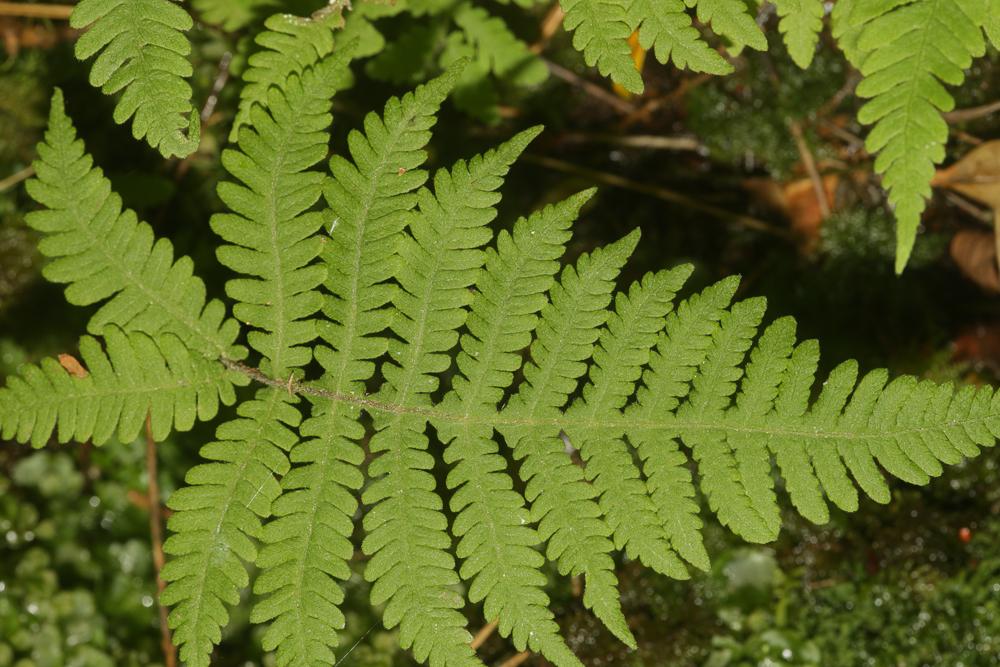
4, 11, 1000, 667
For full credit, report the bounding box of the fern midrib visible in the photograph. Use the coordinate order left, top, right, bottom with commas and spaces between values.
262, 118, 294, 376
230, 359, 991, 441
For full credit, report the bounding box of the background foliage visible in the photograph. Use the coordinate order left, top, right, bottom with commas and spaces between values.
2, 0, 1000, 665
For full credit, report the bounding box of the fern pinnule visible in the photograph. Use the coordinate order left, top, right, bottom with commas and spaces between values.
682, 298, 774, 542
626, 276, 739, 570
502, 231, 641, 648
566, 267, 692, 580
439, 192, 590, 666
193, 0, 279, 30
70, 0, 199, 157
627, 0, 733, 76
0, 327, 242, 448
25, 90, 243, 361
768, 339, 829, 524
231, 10, 345, 140
362, 128, 542, 667
773, 0, 825, 67
849, 0, 988, 271
213, 47, 354, 378
161, 388, 300, 667
251, 68, 462, 667
453, 3, 548, 88
561, 0, 644, 93
685, 0, 766, 52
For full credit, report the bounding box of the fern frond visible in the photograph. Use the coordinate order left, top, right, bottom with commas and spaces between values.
565, 0, 765, 92
230, 11, 344, 140
363, 129, 542, 667
366, 129, 541, 664
453, 3, 548, 87
562, 0, 645, 93
850, 0, 988, 272
502, 231, 641, 648
213, 48, 354, 377
773, 0, 825, 67
438, 192, 591, 666
626, 0, 733, 75
0, 327, 242, 448
25, 90, 243, 360
685, 0, 766, 52
250, 69, 462, 667
70, 0, 199, 157
24, 69, 1000, 667
566, 267, 692, 580
628, 275, 739, 570
161, 388, 299, 667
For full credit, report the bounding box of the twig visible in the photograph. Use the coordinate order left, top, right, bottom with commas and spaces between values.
788, 119, 830, 220
814, 71, 860, 119
145, 414, 177, 667
544, 58, 636, 115
0, 165, 33, 192
522, 153, 793, 239
553, 131, 701, 152
944, 192, 993, 225
0, 2, 73, 19
200, 51, 232, 124
944, 99, 1000, 124
470, 620, 498, 650
498, 651, 532, 667
953, 129, 984, 146
992, 211, 1000, 287
530, 3, 563, 54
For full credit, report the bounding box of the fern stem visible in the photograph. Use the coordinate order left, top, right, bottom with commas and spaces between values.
0, 2, 73, 19
522, 153, 792, 238
220, 357, 999, 442
145, 414, 177, 667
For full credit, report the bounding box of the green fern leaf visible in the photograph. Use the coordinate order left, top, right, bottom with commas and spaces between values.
363, 128, 541, 667
70, 0, 199, 157
438, 192, 590, 666
502, 231, 641, 648
566, 267, 692, 580
25, 90, 243, 360
773, 0, 825, 67
627, 0, 733, 74
230, 11, 344, 141
21, 69, 1000, 667
453, 2, 548, 87
562, 0, 645, 94
213, 48, 354, 377
685, 0, 767, 52
851, 0, 988, 272
0, 327, 242, 448
161, 388, 299, 667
